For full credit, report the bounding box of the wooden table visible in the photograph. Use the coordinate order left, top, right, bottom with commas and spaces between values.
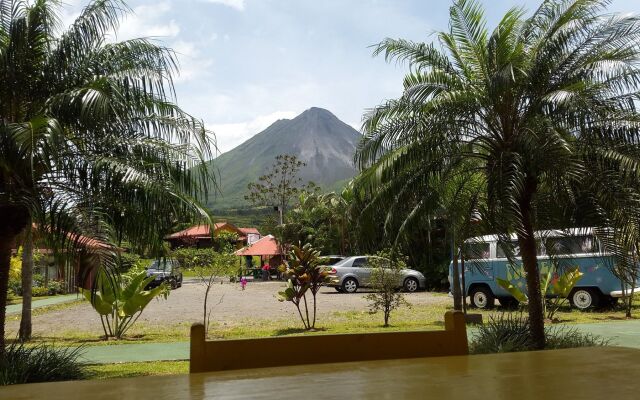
2, 347, 639, 399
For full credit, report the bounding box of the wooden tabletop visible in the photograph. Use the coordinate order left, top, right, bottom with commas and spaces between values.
2, 346, 639, 399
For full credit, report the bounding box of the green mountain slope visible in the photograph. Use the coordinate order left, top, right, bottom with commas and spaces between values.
206, 107, 362, 211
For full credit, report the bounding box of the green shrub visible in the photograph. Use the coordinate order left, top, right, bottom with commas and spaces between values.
31, 286, 49, 297
0, 342, 86, 385
47, 280, 64, 295
8, 249, 22, 296
117, 252, 143, 273
8, 276, 21, 296
171, 247, 221, 270
471, 313, 608, 354
32, 273, 45, 288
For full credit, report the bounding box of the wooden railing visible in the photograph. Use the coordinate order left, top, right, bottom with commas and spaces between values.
190, 311, 468, 373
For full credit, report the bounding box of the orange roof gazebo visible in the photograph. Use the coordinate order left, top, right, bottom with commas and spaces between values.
235, 235, 282, 257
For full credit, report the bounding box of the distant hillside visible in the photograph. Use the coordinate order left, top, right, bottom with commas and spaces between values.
205, 107, 362, 210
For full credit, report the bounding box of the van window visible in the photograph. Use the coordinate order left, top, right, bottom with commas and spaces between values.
463, 242, 490, 259
545, 236, 598, 255
496, 241, 520, 258
496, 240, 543, 258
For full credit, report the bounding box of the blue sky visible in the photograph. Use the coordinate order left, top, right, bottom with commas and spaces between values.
61, 0, 639, 153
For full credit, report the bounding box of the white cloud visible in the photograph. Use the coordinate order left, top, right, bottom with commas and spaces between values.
208, 111, 298, 154
204, 0, 246, 11
115, 2, 180, 41
172, 40, 214, 82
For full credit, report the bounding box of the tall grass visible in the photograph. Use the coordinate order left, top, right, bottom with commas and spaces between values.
471, 313, 609, 354
0, 342, 86, 385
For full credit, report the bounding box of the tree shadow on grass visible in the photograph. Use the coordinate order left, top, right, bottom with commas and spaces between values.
272, 327, 328, 336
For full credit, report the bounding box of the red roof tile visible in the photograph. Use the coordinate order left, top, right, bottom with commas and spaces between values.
167, 223, 261, 240
235, 235, 282, 256
238, 227, 260, 235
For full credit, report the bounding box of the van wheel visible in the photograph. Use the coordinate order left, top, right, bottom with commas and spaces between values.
498, 297, 519, 309
570, 288, 601, 310
469, 286, 495, 309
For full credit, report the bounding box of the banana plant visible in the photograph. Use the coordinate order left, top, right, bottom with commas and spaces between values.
82, 270, 169, 339
497, 268, 583, 320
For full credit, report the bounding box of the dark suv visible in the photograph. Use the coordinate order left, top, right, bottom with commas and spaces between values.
146, 259, 183, 289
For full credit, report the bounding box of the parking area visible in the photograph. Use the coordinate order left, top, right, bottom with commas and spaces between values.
5, 279, 450, 338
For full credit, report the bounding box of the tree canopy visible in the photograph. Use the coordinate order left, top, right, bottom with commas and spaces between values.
356, 0, 640, 348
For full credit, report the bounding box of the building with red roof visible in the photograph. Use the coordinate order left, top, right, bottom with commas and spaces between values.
165, 222, 261, 249
235, 235, 284, 275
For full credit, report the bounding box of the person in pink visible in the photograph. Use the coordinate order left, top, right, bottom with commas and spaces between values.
240, 276, 248, 290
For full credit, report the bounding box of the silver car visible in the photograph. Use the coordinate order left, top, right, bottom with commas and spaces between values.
327, 256, 426, 293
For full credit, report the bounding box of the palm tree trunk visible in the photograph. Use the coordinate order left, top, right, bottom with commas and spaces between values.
0, 205, 29, 355
19, 218, 33, 341
451, 232, 462, 311
461, 252, 467, 314
0, 231, 13, 356
518, 178, 545, 349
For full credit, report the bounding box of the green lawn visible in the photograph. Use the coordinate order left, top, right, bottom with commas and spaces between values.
23, 295, 640, 349
85, 361, 188, 380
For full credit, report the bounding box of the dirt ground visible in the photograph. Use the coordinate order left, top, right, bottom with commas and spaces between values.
5, 279, 449, 337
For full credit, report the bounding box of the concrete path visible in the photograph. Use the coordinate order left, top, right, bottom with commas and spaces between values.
76, 320, 640, 364
572, 320, 640, 348
6, 294, 80, 315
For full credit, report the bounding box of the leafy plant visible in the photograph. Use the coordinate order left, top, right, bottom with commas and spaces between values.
82, 270, 169, 339
278, 243, 334, 330
120, 259, 151, 288
0, 341, 86, 385
497, 267, 583, 320
365, 252, 410, 327
471, 313, 608, 354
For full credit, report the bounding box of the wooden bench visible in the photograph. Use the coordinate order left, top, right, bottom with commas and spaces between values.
190, 311, 468, 373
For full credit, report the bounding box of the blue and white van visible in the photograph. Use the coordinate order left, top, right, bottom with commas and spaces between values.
448, 228, 640, 310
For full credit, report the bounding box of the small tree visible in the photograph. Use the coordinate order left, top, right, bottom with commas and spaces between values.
171, 248, 219, 271
365, 252, 410, 327
194, 252, 236, 335
245, 154, 314, 224
213, 231, 239, 253
278, 243, 333, 330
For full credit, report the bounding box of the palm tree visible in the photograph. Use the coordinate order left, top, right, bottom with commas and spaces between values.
356, 0, 640, 348
0, 0, 214, 351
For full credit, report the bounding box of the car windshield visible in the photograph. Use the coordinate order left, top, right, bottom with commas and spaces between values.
149, 260, 173, 272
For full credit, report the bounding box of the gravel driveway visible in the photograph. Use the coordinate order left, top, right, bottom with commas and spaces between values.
5, 279, 449, 337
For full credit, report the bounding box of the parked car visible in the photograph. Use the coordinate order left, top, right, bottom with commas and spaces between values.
449, 228, 640, 310
146, 258, 183, 290
321, 255, 346, 266
328, 256, 426, 293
